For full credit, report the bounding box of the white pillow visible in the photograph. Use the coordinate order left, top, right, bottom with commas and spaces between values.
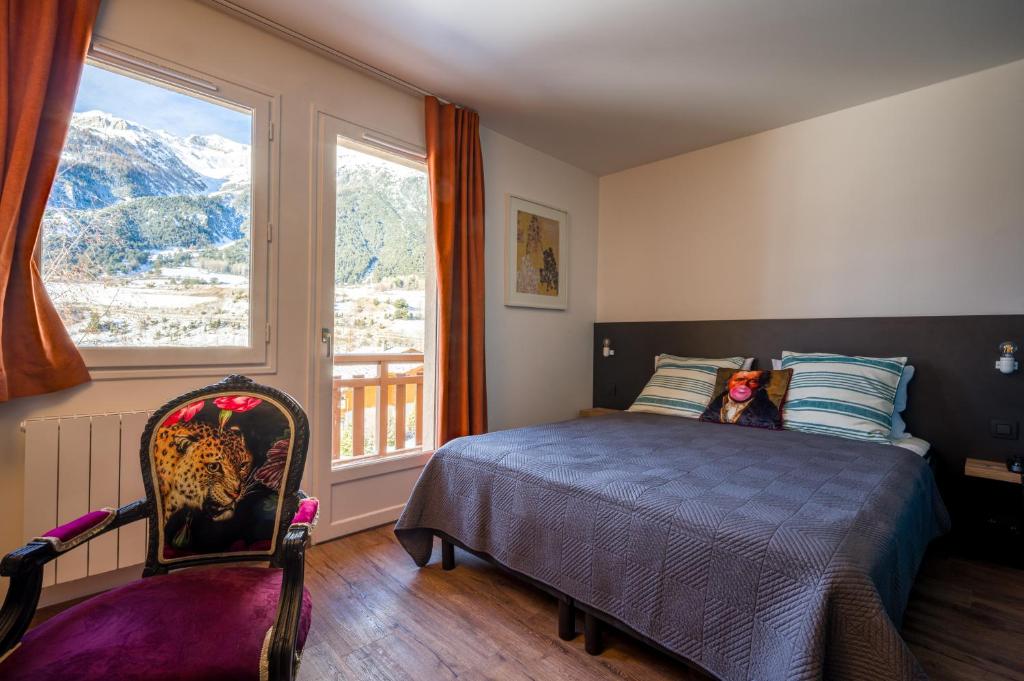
630, 355, 747, 419
780, 351, 907, 443
658, 356, 753, 370
776, 358, 915, 438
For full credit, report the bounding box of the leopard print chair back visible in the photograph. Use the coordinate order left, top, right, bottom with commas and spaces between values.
139, 375, 309, 574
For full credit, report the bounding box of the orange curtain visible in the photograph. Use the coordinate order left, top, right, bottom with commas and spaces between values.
424, 95, 486, 445
0, 0, 97, 401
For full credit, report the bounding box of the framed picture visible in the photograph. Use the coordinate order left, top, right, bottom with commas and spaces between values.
505, 195, 569, 310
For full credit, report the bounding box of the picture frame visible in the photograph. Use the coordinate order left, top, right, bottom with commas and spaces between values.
504, 195, 569, 310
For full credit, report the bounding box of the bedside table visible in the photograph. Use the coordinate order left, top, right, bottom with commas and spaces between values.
578, 407, 621, 418
964, 458, 1022, 485
963, 457, 1023, 567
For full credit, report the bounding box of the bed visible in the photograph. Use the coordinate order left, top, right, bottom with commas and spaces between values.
395, 412, 949, 681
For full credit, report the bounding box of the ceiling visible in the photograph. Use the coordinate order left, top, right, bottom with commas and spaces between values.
220, 0, 1024, 175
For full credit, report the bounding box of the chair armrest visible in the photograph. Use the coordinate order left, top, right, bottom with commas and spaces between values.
2, 499, 150, 578
289, 497, 319, 531
265, 496, 318, 681
0, 499, 150, 659
34, 508, 116, 554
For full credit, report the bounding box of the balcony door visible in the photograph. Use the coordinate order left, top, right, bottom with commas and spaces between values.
312, 113, 435, 542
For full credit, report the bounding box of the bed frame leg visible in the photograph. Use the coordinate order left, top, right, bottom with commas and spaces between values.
584, 612, 603, 655
557, 596, 576, 641
441, 538, 455, 571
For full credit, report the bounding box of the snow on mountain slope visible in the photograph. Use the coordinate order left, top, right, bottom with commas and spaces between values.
44, 111, 252, 262
159, 130, 250, 189
52, 111, 206, 208
61, 111, 250, 199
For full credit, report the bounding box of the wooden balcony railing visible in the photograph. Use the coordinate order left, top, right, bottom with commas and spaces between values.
331, 352, 424, 461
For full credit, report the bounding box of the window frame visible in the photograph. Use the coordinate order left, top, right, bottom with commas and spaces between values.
43, 42, 278, 378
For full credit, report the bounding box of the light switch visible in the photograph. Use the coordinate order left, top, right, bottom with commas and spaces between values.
990, 419, 1019, 440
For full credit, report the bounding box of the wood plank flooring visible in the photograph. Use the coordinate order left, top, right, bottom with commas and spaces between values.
32, 525, 1024, 680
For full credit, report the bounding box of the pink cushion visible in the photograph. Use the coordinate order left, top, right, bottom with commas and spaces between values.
290, 497, 319, 526
39, 508, 114, 545
1, 567, 312, 681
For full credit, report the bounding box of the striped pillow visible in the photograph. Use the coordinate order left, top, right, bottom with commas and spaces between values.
780, 351, 908, 443
629, 355, 747, 419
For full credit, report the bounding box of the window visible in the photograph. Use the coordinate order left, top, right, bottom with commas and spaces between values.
321, 123, 434, 463
41, 52, 273, 371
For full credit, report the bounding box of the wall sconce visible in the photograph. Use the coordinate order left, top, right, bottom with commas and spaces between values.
602, 338, 615, 358
995, 341, 1018, 374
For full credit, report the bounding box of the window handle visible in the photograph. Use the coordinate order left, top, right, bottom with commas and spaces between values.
321, 327, 332, 358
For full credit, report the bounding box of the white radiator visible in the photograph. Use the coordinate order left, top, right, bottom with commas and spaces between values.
22, 411, 153, 587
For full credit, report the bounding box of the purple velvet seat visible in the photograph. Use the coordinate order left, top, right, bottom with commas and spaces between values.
0, 377, 316, 681
1, 567, 312, 681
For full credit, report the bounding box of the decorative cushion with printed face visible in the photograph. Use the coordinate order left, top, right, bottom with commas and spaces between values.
147, 391, 296, 563
699, 369, 792, 430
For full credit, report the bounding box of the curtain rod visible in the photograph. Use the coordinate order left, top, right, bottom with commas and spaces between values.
199, 0, 450, 105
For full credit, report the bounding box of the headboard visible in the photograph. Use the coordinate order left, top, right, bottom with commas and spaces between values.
593, 315, 1024, 513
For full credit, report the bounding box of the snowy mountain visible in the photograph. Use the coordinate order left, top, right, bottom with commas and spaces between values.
43, 112, 252, 276
44, 112, 426, 284
48, 111, 251, 209
159, 129, 250, 190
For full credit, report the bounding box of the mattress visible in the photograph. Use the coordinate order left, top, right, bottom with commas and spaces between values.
891, 435, 931, 458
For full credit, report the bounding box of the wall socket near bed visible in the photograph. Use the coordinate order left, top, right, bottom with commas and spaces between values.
990, 419, 1019, 440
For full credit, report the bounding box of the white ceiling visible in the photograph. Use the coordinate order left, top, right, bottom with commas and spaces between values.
222, 0, 1024, 175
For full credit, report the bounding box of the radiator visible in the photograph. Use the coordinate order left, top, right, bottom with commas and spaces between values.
22, 411, 153, 586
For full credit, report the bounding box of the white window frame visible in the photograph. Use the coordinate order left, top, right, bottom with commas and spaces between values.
312, 111, 437, 479
45, 40, 278, 378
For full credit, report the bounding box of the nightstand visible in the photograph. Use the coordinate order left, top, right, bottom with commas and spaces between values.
963, 457, 1023, 566
578, 407, 621, 417
964, 458, 1023, 485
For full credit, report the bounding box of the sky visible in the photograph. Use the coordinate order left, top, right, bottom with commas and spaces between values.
74, 64, 251, 144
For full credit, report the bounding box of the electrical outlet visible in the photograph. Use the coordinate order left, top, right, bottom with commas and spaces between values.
990, 419, 1019, 440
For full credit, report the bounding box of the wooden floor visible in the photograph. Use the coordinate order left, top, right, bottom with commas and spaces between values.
34, 524, 1024, 680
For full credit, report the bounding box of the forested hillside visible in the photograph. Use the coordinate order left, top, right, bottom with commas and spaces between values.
335, 160, 427, 286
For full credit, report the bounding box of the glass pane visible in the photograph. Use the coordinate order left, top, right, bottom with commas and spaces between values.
333, 140, 427, 355
331, 138, 428, 461
41, 63, 253, 347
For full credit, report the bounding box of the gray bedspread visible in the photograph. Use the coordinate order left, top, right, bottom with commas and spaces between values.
395, 413, 949, 680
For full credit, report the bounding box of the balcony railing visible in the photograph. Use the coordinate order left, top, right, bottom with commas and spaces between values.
331, 352, 424, 462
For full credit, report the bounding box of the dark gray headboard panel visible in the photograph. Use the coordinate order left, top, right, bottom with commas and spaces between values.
593, 316, 1024, 490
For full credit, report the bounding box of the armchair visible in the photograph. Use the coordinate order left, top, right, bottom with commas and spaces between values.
0, 376, 319, 681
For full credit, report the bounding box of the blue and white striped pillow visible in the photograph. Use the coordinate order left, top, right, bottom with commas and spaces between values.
780, 351, 908, 443
629, 355, 746, 419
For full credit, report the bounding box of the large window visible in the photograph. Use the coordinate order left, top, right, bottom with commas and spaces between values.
41, 52, 273, 371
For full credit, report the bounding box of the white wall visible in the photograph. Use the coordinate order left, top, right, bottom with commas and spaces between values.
0, 0, 417, 602
597, 58, 1024, 322
482, 129, 599, 431
0, 0, 598, 603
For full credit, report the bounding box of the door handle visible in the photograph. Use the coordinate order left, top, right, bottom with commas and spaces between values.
321, 327, 332, 358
